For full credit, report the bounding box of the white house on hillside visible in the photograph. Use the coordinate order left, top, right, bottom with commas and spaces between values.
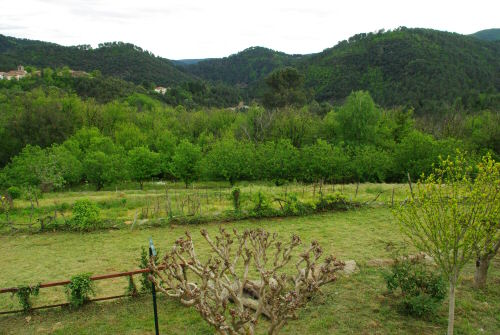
154, 86, 168, 95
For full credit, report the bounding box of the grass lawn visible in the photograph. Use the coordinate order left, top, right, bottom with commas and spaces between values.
0, 189, 498, 334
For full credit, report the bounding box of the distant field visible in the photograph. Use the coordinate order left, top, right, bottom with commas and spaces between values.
0, 199, 498, 334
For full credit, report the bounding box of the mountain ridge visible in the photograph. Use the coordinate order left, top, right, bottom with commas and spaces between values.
1, 28, 499, 113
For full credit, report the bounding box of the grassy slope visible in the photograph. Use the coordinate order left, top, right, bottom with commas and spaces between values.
0, 204, 499, 334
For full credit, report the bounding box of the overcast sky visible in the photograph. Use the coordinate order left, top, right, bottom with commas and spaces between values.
1, 0, 499, 59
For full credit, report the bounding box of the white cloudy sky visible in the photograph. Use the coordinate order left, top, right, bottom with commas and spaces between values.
1, 0, 499, 59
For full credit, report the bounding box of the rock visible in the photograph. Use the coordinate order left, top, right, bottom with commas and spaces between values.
341, 260, 357, 275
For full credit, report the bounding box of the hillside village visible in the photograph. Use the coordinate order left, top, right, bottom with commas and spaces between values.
0, 65, 89, 80
0, 65, 28, 80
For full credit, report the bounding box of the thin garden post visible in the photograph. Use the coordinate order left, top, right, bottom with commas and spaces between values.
149, 238, 160, 335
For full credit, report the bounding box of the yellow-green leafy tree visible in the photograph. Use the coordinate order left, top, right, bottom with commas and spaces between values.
393, 152, 499, 335
472, 154, 500, 288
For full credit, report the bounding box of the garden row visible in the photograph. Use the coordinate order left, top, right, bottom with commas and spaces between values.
1, 186, 359, 232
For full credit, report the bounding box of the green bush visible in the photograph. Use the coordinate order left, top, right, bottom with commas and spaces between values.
139, 247, 152, 293
400, 294, 441, 318
14, 284, 40, 313
315, 192, 350, 211
65, 273, 95, 308
282, 193, 315, 216
250, 191, 275, 217
231, 188, 241, 210
383, 255, 446, 318
71, 199, 100, 230
7, 186, 21, 200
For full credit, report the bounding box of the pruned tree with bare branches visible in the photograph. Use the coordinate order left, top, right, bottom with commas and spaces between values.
149, 228, 345, 335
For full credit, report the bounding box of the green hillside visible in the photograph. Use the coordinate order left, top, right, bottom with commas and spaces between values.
471, 28, 500, 41
182, 46, 302, 86
300, 28, 500, 112
180, 28, 500, 113
0, 35, 195, 86
1, 28, 499, 113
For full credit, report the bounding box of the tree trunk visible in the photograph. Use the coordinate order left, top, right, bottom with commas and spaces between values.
140, 181, 144, 190
447, 281, 456, 335
474, 256, 490, 288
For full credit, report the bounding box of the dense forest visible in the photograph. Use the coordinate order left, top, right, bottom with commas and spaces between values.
0, 36, 193, 86
0, 77, 498, 191
300, 28, 500, 113
471, 28, 500, 41
182, 28, 500, 114
0, 27, 499, 192
180, 46, 303, 98
2, 27, 499, 114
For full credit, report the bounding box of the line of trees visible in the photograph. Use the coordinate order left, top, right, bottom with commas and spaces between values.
0, 88, 497, 191
0, 126, 477, 191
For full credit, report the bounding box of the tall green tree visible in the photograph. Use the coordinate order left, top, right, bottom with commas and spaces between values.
171, 140, 202, 188
262, 67, 306, 109
83, 151, 126, 190
335, 91, 381, 145
4, 145, 65, 191
256, 139, 300, 185
204, 138, 254, 185
127, 147, 161, 189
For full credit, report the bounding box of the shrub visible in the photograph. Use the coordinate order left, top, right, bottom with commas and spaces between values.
231, 187, 240, 210
383, 255, 446, 318
65, 273, 95, 308
250, 191, 275, 217
282, 193, 315, 216
71, 199, 100, 230
14, 284, 40, 313
400, 294, 441, 318
7, 186, 21, 200
315, 192, 350, 211
139, 247, 152, 293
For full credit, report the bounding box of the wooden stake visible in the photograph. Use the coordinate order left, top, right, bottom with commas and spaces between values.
391, 187, 395, 207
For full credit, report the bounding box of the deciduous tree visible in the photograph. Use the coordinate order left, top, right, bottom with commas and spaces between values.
171, 140, 202, 188
393, 153, 496, 335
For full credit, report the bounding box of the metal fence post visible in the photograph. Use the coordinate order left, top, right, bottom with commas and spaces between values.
149, 238, 160, 335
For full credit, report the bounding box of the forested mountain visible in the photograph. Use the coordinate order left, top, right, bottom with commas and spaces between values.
298, 28, 500, 113
0, 35, 195, 86
181, 46, 303, 87
471, 29, 500, 41
1, 28, 500, 113
178, 28, 500, 113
